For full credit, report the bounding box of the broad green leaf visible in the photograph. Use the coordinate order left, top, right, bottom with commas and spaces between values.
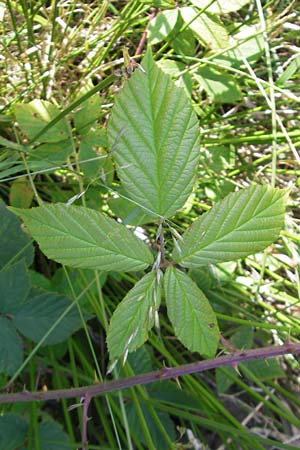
14, 292, 84, 346
74, 80, 102, 135
79, 129, 113, 182
107, 271, 161, 361
108, 50, 200, 218
157, 60, 193, 96
164, 267, 219, 356
191, 0, 251, 14
174, 185, 286, 268
195, 67, 241, 103
0, 200, 34, 269
0, 414, 28, 450
180, 7, 229, 50
9, 203, 153, 272
148, 9, 179, 44
27, 139, 74, 170
36, 421, 72, 450
212, 26, 264, 69
0, 316, 23, 375
0, 260, 30, 314
243, 358, 285, 381
9, 176, 33, 208
14, 99, 70, 143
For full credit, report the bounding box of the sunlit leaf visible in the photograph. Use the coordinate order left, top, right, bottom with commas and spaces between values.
174, 185, 286, 268
164, 267, 219, 356
9, 204, 153, 272
14, 99, 70, 143
148, 9, 179, 44
191, 0, 251, 14
180, 7, 229, 49
108, 49, 199, 218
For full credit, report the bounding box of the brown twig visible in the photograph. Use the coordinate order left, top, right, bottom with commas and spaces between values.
0, 342, 299, 405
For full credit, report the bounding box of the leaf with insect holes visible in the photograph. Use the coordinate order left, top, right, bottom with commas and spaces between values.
107, 271, 161, 362
9, 204, 153, 272
108, 49, 199, 219
164, 267, 219, 356
173, 185, 287, 268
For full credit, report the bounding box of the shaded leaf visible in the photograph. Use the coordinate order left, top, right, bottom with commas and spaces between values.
27, 139, 74, 170
9, 203, 153, 272
36, 421, 72, 450
174, 185, 286, 268
0, 260, 30, 314
14, 99, 70, 143
180, 7, 229, 50
107, 271, 161, 361
9, 176, 33, 208
164, 267, 219, 356
108, 49, 199, 218
127, 403, 176, 450
0, 317, 23, 376
0, 414, 28, 450
14, 292, 84, 346
0, 200, 34, 269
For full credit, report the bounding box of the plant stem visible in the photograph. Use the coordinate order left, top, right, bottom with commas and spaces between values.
1, 342, 300, 405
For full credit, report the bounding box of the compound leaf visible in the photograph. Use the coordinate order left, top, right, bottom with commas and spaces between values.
174, 185, 286, 268
107, 271, 161, 361
9, 204, 153, 272
108, 49, 199, 219
164, 267, 219, 356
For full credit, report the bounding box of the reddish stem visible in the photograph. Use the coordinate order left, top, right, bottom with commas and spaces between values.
0, 342, 299, 405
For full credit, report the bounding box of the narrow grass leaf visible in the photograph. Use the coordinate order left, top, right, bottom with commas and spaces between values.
174, 185, 286, 268
164, 267, 219, 357
107, 271, 161, 361
9, 204, 153, 272
108, 49, 200, 218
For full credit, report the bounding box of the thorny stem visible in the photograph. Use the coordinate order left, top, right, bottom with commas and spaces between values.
1, 342, 299, 405
82, 394, 91, 450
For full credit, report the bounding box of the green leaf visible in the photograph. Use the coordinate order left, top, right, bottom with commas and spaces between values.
107, 271, 161, 361
148, 9, 179, 44
79, 129, 113, 182
14, 100, 70, 143
36, 421, 72, 450
109, 190, 155, 226
0, 316, 23, 375
14, 292, 84, 346
164, 267, 219, 356
180, 7, 229, 50
191, 0, 251, 14
9, 177, 33, 208
0, 200, 34, 269
74, 80, 102, 135
9, 203, 153, 272
174, 185, 286, 268
244, 358, 285, 381
0, 260, 30, 314
27, 139, 74, 170
0, 414, 28, 450
195, 67, 241, 103
108, 49, 200, 218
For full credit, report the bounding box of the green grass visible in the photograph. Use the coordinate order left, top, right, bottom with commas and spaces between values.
0, 0, 300, 449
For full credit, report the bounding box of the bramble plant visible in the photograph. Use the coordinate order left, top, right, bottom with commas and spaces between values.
9, 50, 287, 369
